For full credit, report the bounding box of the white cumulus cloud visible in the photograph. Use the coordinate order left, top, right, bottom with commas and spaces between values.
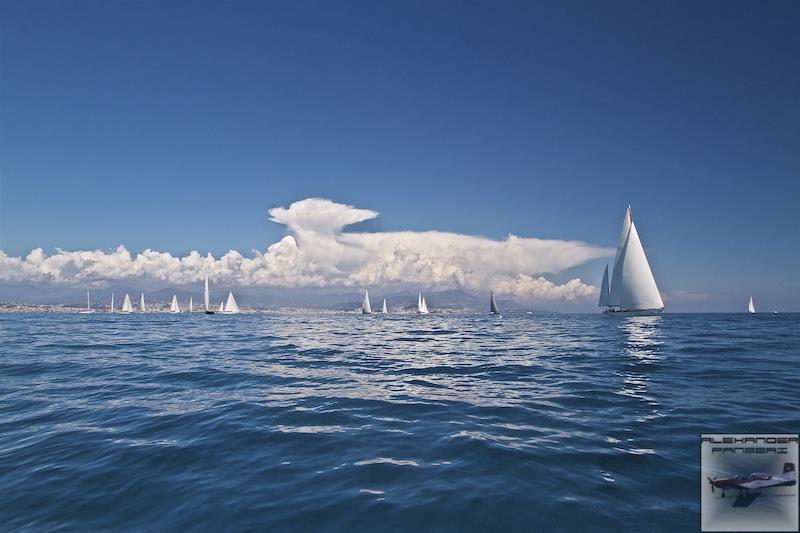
0, 198, 611, 301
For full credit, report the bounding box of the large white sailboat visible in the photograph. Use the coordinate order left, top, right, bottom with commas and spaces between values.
599, 206, 664, 315
79, 290, 96, 313
121, 294, 133, 313
223, 291, 240, 314
204, 275, 214, 314
748, 297, 756, 314
139, 293, 147, 313
170, 295, 181, 313
418, 292, 429, 314
362, 290, 372, 314
381, 299, 388, 314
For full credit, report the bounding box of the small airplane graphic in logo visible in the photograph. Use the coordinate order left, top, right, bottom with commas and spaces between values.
708, 462, 796, 499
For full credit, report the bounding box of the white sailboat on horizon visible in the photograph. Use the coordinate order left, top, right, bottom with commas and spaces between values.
139, 293, 147, 313
170, 295, 181, 314
189, 296, 193, 313
223, 291, 240, 314
599, 206, 664, 315
204, 275, 214, 314
121, 294, 133, 313
362, 290, 372, 314
79, 290, 96, 313
418, 292, 429, 314
748, 296, 756, 314
110, 293, 114, 313
381, 298, 388, 314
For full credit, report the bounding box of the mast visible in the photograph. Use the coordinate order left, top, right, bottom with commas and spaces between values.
86, 290, 91, 310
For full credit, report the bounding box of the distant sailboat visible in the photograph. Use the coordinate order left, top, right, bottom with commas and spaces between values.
79, 290, 96, 313
218, 301, 224, 312
189, 296, 193, 313
748, 297, 756, 314
170, 295, 181, 313
110, 293, 115, 313
362, 290, 372, 314
490, 291, 500, 315
418, 293, 429, 314
121, 294, 133, 313
600, 206, 664, 314
204, 275, 214, 314
223, 291, 240, 314
381, 299, 388, 314
139, 293, 147, 313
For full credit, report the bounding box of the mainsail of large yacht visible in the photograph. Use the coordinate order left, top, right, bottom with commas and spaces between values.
170, 295, 180, 313
599, 206, 663, 314
418, 293, 429, 314
224, 292, 240, 314
381, 299, 388, 314
362, 290, 372, 314
121, 294, 133, 313
490, 291, 500, 314
748, 297, 755, 314
139, 293, 147, 313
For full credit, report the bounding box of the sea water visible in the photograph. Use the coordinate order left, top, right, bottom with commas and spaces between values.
1, 312, 798, 531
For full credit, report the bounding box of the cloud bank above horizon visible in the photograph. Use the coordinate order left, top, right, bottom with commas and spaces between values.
0, 198, 612, 301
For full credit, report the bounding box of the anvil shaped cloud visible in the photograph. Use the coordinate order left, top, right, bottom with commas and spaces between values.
0, 198, 611, 301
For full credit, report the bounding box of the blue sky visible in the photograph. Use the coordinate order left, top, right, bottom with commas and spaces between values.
1, 1, 798, 310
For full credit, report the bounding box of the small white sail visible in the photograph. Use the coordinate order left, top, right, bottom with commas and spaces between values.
362, 290, 372, 314
218, 301, 224, 312
381, 299, 387, 314
421, 296, 429, 314
189, 296, 193, 313
607, 207, 663, 312
110, 293, 115, 313
170, 295, 180, 313
122, 294, 133, 313
490, 291, 500, 314
224, 291, 240, 314
598, 264, 610, 307
748, 297, 755, 314
140, 293, 147, 313
204, 275, 210, 312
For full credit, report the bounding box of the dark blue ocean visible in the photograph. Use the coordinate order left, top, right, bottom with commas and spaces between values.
1, 312, 798, 531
